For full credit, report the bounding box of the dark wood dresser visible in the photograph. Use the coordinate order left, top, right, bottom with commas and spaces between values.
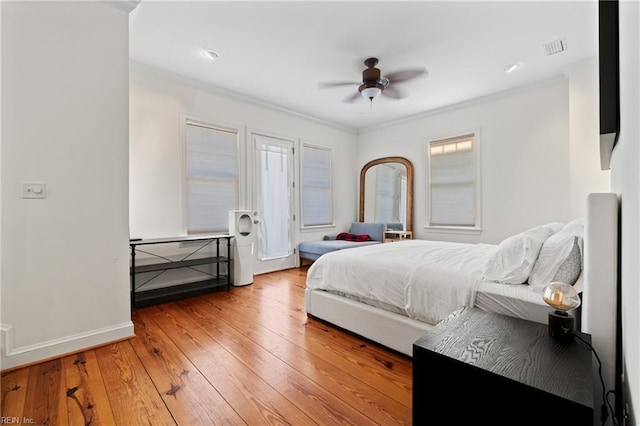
413, 306, 593, 425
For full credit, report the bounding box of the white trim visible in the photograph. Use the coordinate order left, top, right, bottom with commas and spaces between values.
0, 325, 14, 370
1, 322, 134, 371
300, 224, 337, 233
101, 0, 140, 14
131, 61, 355, 134
423, 225, 483, 236
250, 129, 298, 272
130, 61, 567, 136
249, 128, 297, 145
130, 62, 567, 136
359, 76, 567, 135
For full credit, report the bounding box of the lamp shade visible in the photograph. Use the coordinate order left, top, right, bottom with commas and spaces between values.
542, 282, 581, 312
361, 86, 382, 100
542, 282, 580, 339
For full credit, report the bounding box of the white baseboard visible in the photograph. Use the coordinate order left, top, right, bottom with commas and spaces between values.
0, 321, 134, 371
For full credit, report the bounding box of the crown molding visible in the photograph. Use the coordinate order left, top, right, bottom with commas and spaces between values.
102, 0, 140, 14
358, 75, 568, 135
130, 60, 357, 134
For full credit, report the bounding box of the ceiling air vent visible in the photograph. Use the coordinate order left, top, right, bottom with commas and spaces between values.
543, 38, 568, 56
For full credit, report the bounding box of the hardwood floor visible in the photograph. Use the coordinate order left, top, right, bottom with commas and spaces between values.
1, 267, 412, 425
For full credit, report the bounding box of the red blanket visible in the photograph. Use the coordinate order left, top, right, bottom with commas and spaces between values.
336, 232, 370, 242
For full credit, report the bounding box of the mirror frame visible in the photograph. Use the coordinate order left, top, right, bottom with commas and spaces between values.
359, 156, 414, 233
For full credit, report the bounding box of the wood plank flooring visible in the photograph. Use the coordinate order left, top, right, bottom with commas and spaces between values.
1, 267, 412, 425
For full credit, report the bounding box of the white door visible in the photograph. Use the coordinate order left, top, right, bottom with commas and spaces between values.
253, 133, 296, 274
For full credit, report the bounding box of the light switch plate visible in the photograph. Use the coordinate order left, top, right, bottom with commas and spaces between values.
22, 182, 46, 199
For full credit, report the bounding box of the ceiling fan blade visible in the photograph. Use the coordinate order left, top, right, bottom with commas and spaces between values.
319, 81, 360, 89
385, 67, 429, 83
343, 91, 363, 103
382, 86, 407, 100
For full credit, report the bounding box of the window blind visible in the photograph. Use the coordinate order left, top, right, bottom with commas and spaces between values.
185, 122, 238, 233
428, 134, 477, 227
302, 145, 333, 227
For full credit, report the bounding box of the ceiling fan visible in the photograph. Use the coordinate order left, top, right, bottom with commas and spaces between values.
319, 57, 428, 104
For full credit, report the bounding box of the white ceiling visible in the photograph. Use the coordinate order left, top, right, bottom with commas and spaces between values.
129, 1, 598, 132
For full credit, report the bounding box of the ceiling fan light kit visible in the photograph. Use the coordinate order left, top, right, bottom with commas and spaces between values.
360, 86, 383, 100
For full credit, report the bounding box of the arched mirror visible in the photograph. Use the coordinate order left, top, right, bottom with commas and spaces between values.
359, 156, 413, 233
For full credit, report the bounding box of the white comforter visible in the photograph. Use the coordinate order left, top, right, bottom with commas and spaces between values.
305, 239, 496, 325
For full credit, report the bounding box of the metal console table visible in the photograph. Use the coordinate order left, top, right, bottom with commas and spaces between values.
129, 234, 233, 309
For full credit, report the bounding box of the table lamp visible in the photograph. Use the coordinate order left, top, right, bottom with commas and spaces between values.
542, 281, 581, 339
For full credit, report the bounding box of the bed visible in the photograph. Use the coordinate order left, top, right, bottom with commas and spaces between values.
305, 193, 619, 415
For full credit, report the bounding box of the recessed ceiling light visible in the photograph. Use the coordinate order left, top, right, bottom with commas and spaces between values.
503, 63, 520, 73
203, 50, 220, 61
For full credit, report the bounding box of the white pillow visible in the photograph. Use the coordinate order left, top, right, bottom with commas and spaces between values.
529, 229, 583, 290
562, 218, 584, 233
483, 225, 557, 284
543, 222, 565, 234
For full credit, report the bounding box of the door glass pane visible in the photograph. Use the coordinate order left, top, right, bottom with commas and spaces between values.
256, 138, 292, 260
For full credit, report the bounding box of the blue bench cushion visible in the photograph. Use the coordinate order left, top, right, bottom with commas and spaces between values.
349, 222, 385, 242
299, 239, 380, 257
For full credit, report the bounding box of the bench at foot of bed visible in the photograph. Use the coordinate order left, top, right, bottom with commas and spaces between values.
298, 222, 385, 264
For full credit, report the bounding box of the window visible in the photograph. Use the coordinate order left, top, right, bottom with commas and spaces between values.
185, 120, 239, 234
301, 144, 333, 227
427, 133, 480, 229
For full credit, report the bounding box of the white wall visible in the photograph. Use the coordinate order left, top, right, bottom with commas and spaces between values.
0, 1, 134, 370
129, 64, 359, 251
357, 79, 591, 244
610, 1, 640, 423
0, 0, 4, 363
565, 58, 611, 218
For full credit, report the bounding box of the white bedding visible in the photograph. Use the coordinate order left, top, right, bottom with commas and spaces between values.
474, 279, 551, 324
306, 239, 496, 325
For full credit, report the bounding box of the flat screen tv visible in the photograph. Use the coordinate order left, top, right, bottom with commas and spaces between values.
599, 0, 620, 170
